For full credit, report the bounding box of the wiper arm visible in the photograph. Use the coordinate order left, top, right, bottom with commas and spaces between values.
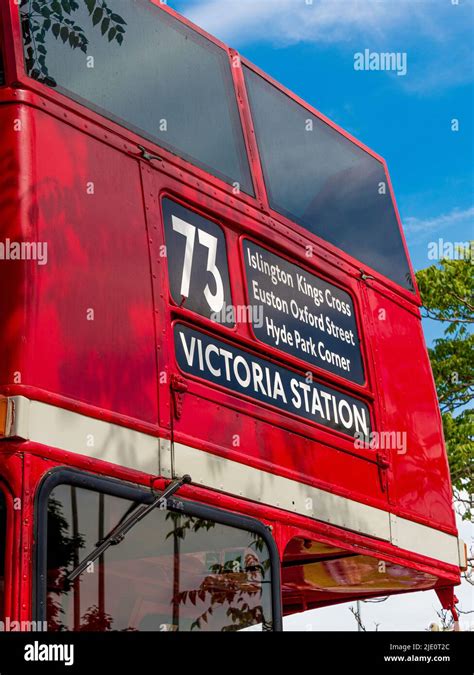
67, 474, 192, 583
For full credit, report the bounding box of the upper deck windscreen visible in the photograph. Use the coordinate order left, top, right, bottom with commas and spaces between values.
244, 67, 414, 292
19, 0, 253, 194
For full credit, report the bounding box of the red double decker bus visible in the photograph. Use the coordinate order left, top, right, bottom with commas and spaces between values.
0, 1, 466, 632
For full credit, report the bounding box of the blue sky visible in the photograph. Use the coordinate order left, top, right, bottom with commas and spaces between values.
171, 0, 473, 631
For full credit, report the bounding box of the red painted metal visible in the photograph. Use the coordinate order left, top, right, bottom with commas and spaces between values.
0, 0, 460, 626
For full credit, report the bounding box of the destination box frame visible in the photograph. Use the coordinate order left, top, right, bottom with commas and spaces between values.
173, 322, 373, 440
239, 235, 368, 387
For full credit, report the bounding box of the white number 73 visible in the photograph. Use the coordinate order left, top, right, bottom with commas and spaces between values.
171, 215, 225, 314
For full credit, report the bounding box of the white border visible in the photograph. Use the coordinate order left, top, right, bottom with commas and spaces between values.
1, 395, 464, 568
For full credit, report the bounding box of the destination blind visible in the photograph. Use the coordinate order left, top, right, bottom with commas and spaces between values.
243, 240, 365, 384
174, 324, 371, 438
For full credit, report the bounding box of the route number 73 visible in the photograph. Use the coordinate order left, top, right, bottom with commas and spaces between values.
171, 215, 225, 314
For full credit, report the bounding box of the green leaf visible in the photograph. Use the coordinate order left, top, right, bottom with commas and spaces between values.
110, 13, 127, 25
85, 0, 96, 14
92, 7, 103, 26
100, 17, 110, 35
60, 26, 69, 43
52, 23, 60, 38
116, 33, 123, 46
62, 0, 72, 14
108, 27, 116, 42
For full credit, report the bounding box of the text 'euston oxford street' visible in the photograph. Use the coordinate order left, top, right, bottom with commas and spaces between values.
244, 241, 365, 384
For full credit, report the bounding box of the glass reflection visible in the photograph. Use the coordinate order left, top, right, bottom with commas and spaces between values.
244, 66, 414, 292
20, 0, 253, 194
46, 484, 273, 631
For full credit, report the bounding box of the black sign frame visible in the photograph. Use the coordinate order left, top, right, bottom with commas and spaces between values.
241, 237, 366, 385
162, 197, 235, 327
174, 323, 372, 439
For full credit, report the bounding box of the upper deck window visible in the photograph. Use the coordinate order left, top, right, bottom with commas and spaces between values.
19, 1, 253, 195
244, 67, 414, 292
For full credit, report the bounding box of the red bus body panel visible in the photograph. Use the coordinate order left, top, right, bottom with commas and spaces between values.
0, 0, 460, 624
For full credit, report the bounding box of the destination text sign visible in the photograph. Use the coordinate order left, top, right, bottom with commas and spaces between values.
243, 241, 365, 384
174, 324, 371, 438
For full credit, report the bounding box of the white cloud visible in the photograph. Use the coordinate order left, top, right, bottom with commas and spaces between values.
404, 206, 474, 235
180, 0, 415, 46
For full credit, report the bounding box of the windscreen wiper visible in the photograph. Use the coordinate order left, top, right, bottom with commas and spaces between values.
66, 474, 192, 583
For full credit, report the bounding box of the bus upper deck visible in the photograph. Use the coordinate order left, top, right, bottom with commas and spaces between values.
0, 0, 465, 630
